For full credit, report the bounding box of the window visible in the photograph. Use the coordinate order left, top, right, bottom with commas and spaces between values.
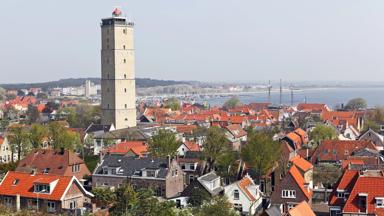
376, 198, 384, 208
125, 104, 127, 109
102, 167, 108, 174
189, 163, 195, 170
123, 29, 127, 34
124, 74, 127, 79
123, 45, 126, 49
4, 197, 12, 207
125, 118, 128, 121
107, 104, 110, 109
323, 149, 328, 154
282, 190, 296, 198
123, 59, 126, 63
380, 125, 384, 131
72, 164, 80, 173
146, 170, 156, 177
337, 191, 344, 198
124, 88, 127, 93
111, 168, 117, 175
234, 190, 239, 200
344, 150, 349, 156
287, 204, 295, 210
43, 168, 50, 174
69, 200, 76, 209
47, 201, 56, 212
181, 164, 185, 170
13, 179, 19, 185
333, 149, 337, 155
34, 184, 50, 193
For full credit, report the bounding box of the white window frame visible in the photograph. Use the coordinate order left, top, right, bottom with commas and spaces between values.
376, 198, 384, 208
282, 190, 296, 198
234, 189, 240, 200
47, 201, 56, 213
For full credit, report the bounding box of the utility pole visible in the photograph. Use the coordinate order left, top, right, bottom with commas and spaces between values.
290, 84, 294, 106
267, 80, 272, 103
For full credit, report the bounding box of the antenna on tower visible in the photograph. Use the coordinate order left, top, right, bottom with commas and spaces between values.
267, 80, 272, 103
279, 79, 283, 106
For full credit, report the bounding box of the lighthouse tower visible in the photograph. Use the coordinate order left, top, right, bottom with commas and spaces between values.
100, 8, 137, 129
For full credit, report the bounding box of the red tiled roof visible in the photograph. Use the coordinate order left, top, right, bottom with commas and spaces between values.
0, 171, 73, 201
286, 132, 304, 149
343, 175, 384, 215
288, 201, 316, 216
229, 115, 246, 125
290, 155, 313, 172
176, 125, 197, 135
184, 141, 200, 151
238, 176, 256, 201
329, 169, 359, 207
297, 103, 330, 113
341, 159, 365, 170
0, 137, 4, 146
314, 140, 376, 163
225, 124, 247, 138
106, 141, 148, 157
289, 165, 313, 200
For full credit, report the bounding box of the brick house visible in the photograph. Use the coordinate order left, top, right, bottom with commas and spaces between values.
16, 149, 91, 181
270, 164, 313, 213
92, 155, 184, 198
0, 171, 93, 214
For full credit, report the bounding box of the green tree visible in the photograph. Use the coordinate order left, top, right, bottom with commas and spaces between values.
7, 124, 31, 161
36, 92, 48, 99
313, 164, 342, 202
48, 122, 81, 150
26, 105, 40, 124
203, 127, 229, 171
28, 124, 49, 148
345, 97, 367, 110
93, 187, 116, 208
216, 150, 239, 182
164, 97, 181, 111
148, 129, 180, 158
194, 196, 238, 216
364, 107, 384, 131
0, 87, 5, 101
223, 96, 241, 110
0, 119, 9, 132
309, 124, 338, 148
241, 129, 280, 183
188, 187, 211, 207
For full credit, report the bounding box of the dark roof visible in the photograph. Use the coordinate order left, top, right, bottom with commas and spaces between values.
94, 155, 169, 179
199, 172, 219, 182
85, 123, 112, 133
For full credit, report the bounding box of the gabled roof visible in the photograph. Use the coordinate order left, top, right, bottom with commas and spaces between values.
289, 165, 313, 199
288, 201, 316, 216
105, 141, 148, 157
290, 155, 313, 172
16, 149, 89, 176
329, 169, 359, 206
225, 124, 247, 138
184, 141, 200, 152
297, 103, 330, 113
0, 171, 93, 201
237, 175, 257, 201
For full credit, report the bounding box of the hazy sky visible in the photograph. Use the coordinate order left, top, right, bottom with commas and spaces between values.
1, 0, 384, 83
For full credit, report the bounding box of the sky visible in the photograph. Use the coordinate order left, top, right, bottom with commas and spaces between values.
1, 0, 384, 83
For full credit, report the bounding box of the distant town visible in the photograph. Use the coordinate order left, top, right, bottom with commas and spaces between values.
1, 7, 384, 216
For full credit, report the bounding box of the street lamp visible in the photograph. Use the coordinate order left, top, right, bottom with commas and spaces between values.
36, 189, 47, 212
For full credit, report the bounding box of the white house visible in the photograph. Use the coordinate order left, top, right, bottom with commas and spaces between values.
224, 174, 263, 215
0, 136, 14, 163
177, 140, 200, 157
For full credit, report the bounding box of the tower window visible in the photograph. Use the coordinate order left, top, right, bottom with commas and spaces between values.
107, 88, 110, 92
124, 88, 127, 93
123, 45, 126, 49
123, 59, 126, 63
125, 104, 127, 108
123, 29, 127, 34
107, 104, 110, 109
124, 74, 127, 79
125, 118, 128, 121
107, 73, 110, 79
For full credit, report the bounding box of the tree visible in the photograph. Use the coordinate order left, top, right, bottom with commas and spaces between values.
28, 124, 49, 148
148, 129, 180, 158
194, 196, 238, 216
36, 92, 48, 99
48, 121, 81, 150
26, 104, 40, 124
93, 187, 116, 208
216, 150, 239, 182
313, 164, 342, 202
364, 107, 384, 131
5, 93, 16, 100
223, 96, 241, 110
0, 87, 5, 101
164, 97, 181, 111
203, 127, 229, 171
241, 129, 280, 183
309, 124, 338, 148
7, 124, 31, 161
345, 97, 367, 110
188, 187, 211, 207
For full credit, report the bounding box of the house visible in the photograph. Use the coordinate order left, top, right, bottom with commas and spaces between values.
177, 140, 200, 157
286, 201, 316, 216
329, 169, 384, 216
297, 103, 330, 114
0, 136, 13, 163
358, 128, 384, 151
174, 172, 223, 207
0, 171, 93, 214
225, 124, 247, 150
92, 155, 184, 198
177, 151, 206, 185
339, 125, 360, 140
270, 164, 313, 213
281, 128, 309, 151
224, 174, 263, 215
289, 155, 313, 187
84, 123, 115, 155
15, 149, 91, 182
311, 140, 377, 165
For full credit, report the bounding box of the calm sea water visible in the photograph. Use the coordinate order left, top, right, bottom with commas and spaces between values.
199, 87, 384, 109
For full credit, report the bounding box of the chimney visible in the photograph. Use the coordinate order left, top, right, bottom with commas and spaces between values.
16, 194, 20, 211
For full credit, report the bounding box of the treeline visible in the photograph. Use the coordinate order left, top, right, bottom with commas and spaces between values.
0, 78, 191, 90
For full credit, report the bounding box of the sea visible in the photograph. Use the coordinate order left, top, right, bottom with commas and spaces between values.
196, 87, 384, 109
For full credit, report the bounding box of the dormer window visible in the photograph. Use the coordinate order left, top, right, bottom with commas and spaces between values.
12, 179, 19, 185
234, 189, 239, 200
72, 164, 80, 173
43, 168, 50, 174
376, 198, 384, 208
146, 170, 156, 177
337, 190, 345, 198
34, 184, 50, 193
102, 167, 108, 174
